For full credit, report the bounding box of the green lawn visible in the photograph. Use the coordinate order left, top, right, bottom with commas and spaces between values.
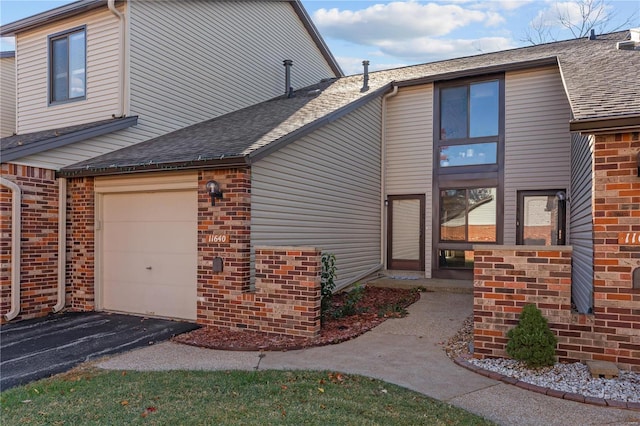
1, 368, 494, 425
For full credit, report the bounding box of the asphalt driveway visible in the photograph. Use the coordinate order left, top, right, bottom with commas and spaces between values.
0, 312, 198, 391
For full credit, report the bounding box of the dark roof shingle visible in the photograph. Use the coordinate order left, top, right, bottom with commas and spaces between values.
1, 117, 138, 163
60, 31, 639, 176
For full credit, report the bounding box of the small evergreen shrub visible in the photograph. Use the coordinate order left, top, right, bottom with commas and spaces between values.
320, 253, 337, 322
506, 304, 558, 368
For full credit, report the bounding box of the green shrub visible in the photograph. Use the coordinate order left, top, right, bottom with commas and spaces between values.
332, 285, 365, 319
320, 253, 337, 322
506, 304, 558, 368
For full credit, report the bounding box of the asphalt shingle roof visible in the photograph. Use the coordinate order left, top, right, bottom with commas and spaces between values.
60, 30, 639, 176
1, 117, 138, 163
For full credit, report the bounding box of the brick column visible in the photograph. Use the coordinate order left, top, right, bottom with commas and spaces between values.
592, 131, 640, 369
254, 246, 321, 337
66, 176, 95, 311
1, 164, 60, 321
197, 168, 252, 325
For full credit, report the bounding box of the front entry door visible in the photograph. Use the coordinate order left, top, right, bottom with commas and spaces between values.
387, 195, 425, 270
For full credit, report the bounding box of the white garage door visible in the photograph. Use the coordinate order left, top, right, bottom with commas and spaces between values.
101, 190, 197, 320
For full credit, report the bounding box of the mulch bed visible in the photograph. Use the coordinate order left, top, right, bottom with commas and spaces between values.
172, 286, 421, 351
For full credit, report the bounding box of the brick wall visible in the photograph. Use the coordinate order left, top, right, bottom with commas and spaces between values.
591, 131, 640, 369
473, 132, 640, 371
474, 244, 639, 371
1, 164, 60, 322
197, 169, 252, 321
196, 169, 321, 337
253, 246, 321, 337
66, 176, 95, 311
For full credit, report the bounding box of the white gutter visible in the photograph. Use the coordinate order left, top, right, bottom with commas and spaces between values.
380, 85, 399, 269
53, 178, 67, 312
108, 0, 127, 117
1, 177, 21, 321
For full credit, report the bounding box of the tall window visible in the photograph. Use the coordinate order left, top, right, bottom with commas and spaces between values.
439, 80, 500, 169
50, 27, 86, 103
434, 76, 504, 278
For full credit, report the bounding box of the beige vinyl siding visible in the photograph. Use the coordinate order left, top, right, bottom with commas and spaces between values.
127, 0, 336, 140
0, 55, 16, 137
15, 5, 123, 134
14, 1, 336, 170
251, 100, 382, 290
570, 132, 594, 313
384, 84, 433, 275
504, 67, 571, 244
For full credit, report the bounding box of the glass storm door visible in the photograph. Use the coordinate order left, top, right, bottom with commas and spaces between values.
517, 190, 566, 245
387, 195, 425, 270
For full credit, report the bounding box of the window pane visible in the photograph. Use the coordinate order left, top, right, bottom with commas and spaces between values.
468, 188, 496, 242
438, 250, 474, 269
439, 142, 497, 167
440, 86, 467, 140
440, 189, 466, 241
69, 31, 85, 98
470, 81, 499, 137
51, 37, 68, 102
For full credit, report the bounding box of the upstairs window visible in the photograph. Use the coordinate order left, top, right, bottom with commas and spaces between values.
440, 81, 499, 140
49, 27, 86, 104
438, 79, 501, 169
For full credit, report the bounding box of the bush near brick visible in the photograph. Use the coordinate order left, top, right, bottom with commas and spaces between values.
506, 304, 558, 368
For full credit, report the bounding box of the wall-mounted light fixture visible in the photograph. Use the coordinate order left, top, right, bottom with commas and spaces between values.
636, 151, 640, 177
206, 180, 223, 206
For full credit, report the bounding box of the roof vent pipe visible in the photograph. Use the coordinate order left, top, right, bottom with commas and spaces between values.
283, 59, 293, 98
589, 29, 596, 40
361, 60, 370, 92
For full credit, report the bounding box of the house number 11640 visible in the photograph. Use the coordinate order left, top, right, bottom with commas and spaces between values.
207, 234, 229, 243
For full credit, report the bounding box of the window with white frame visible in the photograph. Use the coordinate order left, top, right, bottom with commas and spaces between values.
49, 27, 86, 104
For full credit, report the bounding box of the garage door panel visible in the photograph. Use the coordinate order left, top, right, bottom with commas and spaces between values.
104, 222, 195, 255
101, 190, 197, 320
103, 192, 195, 222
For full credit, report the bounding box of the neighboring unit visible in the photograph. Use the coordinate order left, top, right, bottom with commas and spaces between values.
0, 0, 340, 325
0, 51, 15, 137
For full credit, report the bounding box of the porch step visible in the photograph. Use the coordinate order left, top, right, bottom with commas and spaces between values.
586, 360, 619, 379
365, 276, 473, 294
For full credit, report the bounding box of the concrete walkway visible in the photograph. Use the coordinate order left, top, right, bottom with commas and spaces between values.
97, 292, 640, 426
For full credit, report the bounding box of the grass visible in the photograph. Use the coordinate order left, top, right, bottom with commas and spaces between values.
1, 368, 494, 425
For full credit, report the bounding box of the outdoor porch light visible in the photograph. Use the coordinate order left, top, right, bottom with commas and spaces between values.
206, 180, 223, 206
637, 151, 640, 177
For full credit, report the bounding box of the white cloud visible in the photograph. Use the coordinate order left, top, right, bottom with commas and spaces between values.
492, 0, 535, 11
532, 1, 609, 29
1, 36, 16, 52
336, 55, 409, 75
485, 11, 506, 26
376, 36, 515, 60
313, 1, 490, 43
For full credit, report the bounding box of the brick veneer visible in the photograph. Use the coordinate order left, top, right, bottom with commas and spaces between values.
473, 132, 640, 371
197, 169, 253, 321
66, 176, 95, 311
250, 246, 320, 337
474, 245, 639, 371
1, 164, 60, 322
196, 169, 321, 337
2, 164, 321, 337
591, 131, 640, 370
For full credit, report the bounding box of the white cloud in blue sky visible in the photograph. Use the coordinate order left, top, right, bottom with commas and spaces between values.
1, 0, 638, 75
